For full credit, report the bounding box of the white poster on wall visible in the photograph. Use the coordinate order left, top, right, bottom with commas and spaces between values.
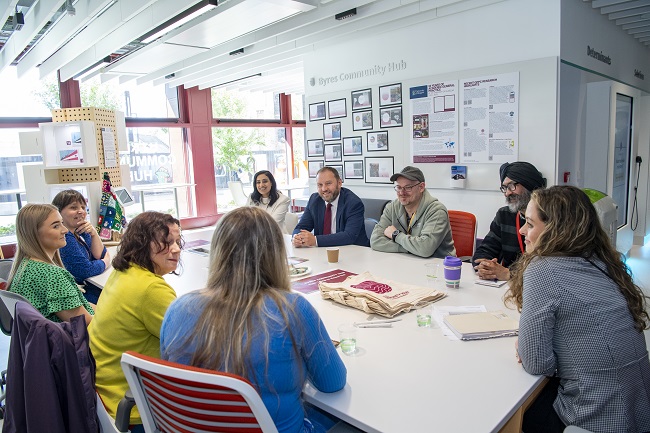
410, 81, 459, 163
101, 127, 117, 168
459, 72, 519, 163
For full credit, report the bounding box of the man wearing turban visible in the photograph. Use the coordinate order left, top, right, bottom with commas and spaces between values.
472, 161, 545, 280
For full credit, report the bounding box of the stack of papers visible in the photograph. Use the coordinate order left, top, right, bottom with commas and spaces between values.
443, 311, 518, 340
475, 279, 507, 288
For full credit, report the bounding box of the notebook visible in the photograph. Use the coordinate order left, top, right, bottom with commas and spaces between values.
443, 311, 518, 340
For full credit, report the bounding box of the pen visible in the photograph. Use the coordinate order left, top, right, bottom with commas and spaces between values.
359, 318, 402, 324
354, 323, 394, 328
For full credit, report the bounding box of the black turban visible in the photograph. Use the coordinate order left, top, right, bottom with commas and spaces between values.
499, 162, 545, 192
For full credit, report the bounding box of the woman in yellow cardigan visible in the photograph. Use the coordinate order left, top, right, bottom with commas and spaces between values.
89, 211, 181, 432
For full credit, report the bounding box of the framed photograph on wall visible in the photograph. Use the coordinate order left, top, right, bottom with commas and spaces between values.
309, 102, 326, 121
379, 83, 402, 106
328, 98, 347, 119
307, 139, 324, 157
352, 110, 373, 131
351, 88, 372, 110
308, 160, 324, 178
365, 157, 394, 184
379, 106, 403, 128
366, 131, 389, 152
323, 122, 342, 141
343, 136, 362, 156
324, 143, 342, 162
327, 165, 344, 180
344, 160, 364, 179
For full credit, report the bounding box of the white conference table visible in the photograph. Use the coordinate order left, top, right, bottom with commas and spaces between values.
92, 229, 544, 433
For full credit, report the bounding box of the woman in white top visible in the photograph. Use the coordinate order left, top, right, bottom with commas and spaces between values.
246, 170, 290, 231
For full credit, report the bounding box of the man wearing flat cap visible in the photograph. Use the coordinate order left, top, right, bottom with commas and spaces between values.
371, 166, 456, 258
473, 161, 545, 280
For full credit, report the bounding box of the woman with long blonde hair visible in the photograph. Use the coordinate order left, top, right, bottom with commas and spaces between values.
8, 203, 94, 324
161, 206, 346, 433
506, 186, 650, 433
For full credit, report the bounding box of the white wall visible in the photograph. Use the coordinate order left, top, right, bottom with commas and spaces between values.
558, 1, 650, 247
560, 0, 650, 94
303, 0, 561, 235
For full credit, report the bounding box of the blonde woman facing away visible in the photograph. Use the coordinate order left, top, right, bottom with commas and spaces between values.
161, 207, 347, 433
8, 203, 94, 324
89, 211, 181, 432
506, 186, 650, 433
246, 170, 290, 231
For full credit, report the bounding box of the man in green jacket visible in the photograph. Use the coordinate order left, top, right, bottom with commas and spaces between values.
371, 166, 456, 258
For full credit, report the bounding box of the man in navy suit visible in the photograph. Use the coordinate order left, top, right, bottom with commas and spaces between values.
292, 167, 369, 247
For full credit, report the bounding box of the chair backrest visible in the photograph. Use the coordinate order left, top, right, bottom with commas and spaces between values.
121, 351, 279, 433
448, 210, 477, 260
361, 198, 390, 222
284, 212, 300, 234
228, 181, 249, 206
0, 289, 30, 336
0, 258, 13, 282
364, 218, 377, 240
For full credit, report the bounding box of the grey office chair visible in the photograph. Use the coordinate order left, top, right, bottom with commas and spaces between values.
364, 218, 378, 240
0, 289, 28, 336
0, 259, 12, 283
0, 289, 29, 419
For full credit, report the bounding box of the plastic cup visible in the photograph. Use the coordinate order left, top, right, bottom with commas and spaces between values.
416, 305, 433, 328
327, 248, 340, 263
338, 323, 357, 355
443, 256, 462, 289
424, 263, 441, 289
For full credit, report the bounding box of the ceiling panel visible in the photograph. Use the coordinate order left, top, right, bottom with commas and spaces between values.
2, 0, 649, 96
165, 0, 303, 48
107, 43, 207, 75
587, 0, 650, 46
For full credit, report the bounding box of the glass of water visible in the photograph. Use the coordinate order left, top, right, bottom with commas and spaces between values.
338, 323, 358, 355
425, 263, 441, 289
416, 305, 433, 328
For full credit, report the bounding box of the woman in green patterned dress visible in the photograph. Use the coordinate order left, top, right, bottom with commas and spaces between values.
7, 203, 94, 324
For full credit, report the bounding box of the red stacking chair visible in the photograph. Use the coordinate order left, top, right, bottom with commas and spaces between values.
121, 351, 279, 433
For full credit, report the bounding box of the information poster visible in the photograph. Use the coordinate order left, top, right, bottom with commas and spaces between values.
410, 81, 458, 163
101, 127, 117, 168
459, 72, 519, 163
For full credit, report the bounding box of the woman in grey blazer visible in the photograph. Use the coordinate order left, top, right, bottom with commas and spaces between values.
506, 186, 650, 433
246, 170, 290, 232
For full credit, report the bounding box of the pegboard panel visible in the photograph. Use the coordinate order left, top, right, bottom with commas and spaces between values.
50, 107, 123, 187
56, 167, 102, 183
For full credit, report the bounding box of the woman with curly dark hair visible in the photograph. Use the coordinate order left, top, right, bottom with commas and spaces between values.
506, 186, 650, 433
89, 211, 182, 433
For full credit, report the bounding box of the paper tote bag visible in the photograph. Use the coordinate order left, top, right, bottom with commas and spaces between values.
319, 271, 446, 318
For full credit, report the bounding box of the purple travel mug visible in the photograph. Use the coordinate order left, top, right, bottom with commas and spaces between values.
443, 256, 462, 289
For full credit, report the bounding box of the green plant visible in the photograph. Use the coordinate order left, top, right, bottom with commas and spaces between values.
0, 223, 16, 237
211, 90, 264, 176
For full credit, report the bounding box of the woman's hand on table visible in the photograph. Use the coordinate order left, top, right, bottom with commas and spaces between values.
515, 338, 521, 364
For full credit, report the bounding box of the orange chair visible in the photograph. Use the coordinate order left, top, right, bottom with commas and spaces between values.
448, 210, 477, 261
121, 351, 279, 433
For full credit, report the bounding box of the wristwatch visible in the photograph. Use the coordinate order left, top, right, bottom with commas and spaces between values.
392, 230, 400, 242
